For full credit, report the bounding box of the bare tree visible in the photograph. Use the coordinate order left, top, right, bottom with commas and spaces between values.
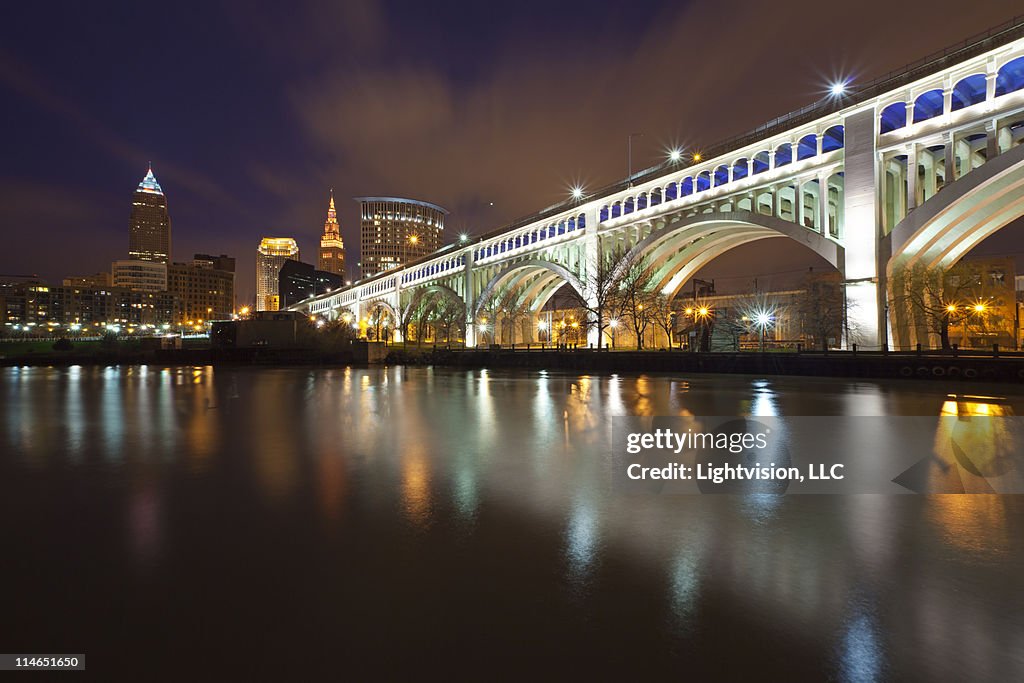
797, 272, 844, 350
648, 294, 678, 348
553, 305, 589, 346
430, 296, 464, 344
496, 285, 530, 345
579, 243, 632, 349
367, 304, 392, 342
614, 253, 658, 349
890, 261, 992, 350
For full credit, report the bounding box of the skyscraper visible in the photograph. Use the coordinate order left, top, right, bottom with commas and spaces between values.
318, 191, 346, 279
256, 238, 300, 311
129, 166, 171, 263
356, 197, 447, 279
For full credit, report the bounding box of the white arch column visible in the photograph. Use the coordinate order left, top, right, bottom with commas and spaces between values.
844, 107, 882, 349
463, 249, 476, 346
906, 143, 918, 211
584, 229, 601, 348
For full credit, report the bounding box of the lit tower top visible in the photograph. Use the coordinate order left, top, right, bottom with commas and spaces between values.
137, 165, 164, 195
318, 189, 346, 278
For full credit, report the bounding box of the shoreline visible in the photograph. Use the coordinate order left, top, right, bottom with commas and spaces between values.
3, 346, 1024, 384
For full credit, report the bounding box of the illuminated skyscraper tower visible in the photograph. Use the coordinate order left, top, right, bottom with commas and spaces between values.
129, 166, 172, 263
318, 191, 346, 279
256, 237, 300, 311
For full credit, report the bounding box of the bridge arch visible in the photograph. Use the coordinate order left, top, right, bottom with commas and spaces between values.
473, 259, 585, 318
996, 55, 1024, 96
402, 282, 465, 322
365, 298, 399, 323
887, 141, 1024, 274
879, 101, 907, 134
886, 142, 1024, 348
611, 210, 844, 300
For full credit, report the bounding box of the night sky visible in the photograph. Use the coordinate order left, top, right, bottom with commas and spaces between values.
1, 0, 1021, 302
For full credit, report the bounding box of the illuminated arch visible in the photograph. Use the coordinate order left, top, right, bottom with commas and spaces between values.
821, 125, 844, 152
796, 133, 818, 160
611, 211, 844, 300
951, 73, 987, 110
752, 150, 771, 174
714, 165, 730, 186
774, 143, 793, 167
913, 89, 944, 123
732, 157, 749, 180
402, 283, 465, 322
887, 140, 1024, 274
696, 171, 711, 192
474, 259, 585, 318
879, 101, 907, 134
996, 55, 1024, 97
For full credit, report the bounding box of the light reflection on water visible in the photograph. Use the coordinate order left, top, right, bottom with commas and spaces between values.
1, 366, 1022, 678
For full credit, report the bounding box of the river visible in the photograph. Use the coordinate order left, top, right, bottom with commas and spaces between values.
1, 365, 1022, 679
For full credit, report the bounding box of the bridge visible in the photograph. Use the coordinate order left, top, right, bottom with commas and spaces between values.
293, 17, 1024, 351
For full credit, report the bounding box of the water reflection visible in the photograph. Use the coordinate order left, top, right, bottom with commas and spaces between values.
401, 442, 433, 529
0, 367, 1022, 678
837, 601, 884, 683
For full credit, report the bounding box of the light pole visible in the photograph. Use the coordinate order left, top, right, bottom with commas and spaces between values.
627, 132, 643, 187
754, 311, 773, 352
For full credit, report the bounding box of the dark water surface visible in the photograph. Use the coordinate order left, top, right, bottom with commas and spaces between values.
1, 365, 1023, 680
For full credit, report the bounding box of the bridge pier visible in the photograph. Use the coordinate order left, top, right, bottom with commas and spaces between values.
841, 108, 884, 350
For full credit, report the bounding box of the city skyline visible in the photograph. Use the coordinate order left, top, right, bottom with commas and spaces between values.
4, 1, 1023, 305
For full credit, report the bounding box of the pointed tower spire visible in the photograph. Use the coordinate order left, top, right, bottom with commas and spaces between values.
319, 188, 345, 278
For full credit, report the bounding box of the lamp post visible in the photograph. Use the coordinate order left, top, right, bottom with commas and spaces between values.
627, 132, 643, 187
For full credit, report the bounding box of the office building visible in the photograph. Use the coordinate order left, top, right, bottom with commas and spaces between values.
356, 197, 447, 279
63, 272, 113, 288
256, 237, 300, 311
278, 259, 343, 309
2, 280, 180, 332
112, 259, 168, 292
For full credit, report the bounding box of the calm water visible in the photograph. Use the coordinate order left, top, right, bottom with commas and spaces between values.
1, 365, 1023, 680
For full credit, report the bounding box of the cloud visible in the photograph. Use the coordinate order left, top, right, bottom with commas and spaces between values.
287, 0, 1020, 248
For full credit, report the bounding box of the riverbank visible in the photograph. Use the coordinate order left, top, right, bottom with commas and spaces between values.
4, 343, 1023, 384
0, 347, 356, 367
391, 347, 1024, 384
